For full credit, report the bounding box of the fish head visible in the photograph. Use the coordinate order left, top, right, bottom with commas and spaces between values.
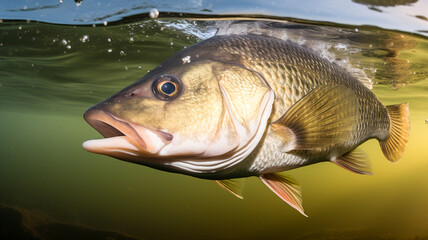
83, 49, 274, 177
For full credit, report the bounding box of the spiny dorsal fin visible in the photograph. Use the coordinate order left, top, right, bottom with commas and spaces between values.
380, 103, 410, 162
332, 148, 373, 175
259, 173, 307, 217
215, 178, 245, 199
271, 85, 359, 151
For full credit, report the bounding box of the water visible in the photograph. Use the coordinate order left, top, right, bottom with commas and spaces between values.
1, 2, 428, 240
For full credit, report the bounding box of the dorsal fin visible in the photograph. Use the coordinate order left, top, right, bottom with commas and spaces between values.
332, 148, 372, 175
215, 179, 245, 199
271, 85, 359, 151
347, 67, 373, 89
259, 173, 307, 217
380, 103, 410, 162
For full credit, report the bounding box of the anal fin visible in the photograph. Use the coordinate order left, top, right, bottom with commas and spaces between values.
215, 178, 245, 199
332, 148, 372, 175
259, 173, 307, 217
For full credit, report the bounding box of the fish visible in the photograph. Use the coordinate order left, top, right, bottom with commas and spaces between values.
82, 34, 410, 216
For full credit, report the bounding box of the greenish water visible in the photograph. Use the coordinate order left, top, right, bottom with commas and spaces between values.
1, 17, 428, 240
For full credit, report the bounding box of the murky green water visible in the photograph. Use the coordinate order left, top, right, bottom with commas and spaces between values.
1, 5, 428, 240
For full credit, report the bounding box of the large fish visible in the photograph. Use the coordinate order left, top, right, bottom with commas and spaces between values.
82, 34, 410, 216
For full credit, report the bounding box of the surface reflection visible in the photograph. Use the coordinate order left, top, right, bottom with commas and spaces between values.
353, 0, 418, 7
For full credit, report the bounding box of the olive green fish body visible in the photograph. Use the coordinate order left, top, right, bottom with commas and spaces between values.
186, 35, 391, 174
83, 34, 410, 215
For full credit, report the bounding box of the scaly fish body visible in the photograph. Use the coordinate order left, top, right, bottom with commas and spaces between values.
197, 35, 390, 173
83, 34, 409, 215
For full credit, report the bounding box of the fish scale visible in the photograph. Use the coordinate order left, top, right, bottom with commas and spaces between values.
210, 35, 390, 144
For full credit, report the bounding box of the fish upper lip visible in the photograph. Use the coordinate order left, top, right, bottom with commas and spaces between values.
83, 107, 147, 150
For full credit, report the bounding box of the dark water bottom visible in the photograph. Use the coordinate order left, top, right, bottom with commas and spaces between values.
2, 202, 428, 240
0, 203, 139, 240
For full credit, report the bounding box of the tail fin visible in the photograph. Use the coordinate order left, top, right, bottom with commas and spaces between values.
380, 103, 410, 162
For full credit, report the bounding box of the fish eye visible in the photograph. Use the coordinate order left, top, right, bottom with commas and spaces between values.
152, 75, 182, 101
158, 81, 177, 96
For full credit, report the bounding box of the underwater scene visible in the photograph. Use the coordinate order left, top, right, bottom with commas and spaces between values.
1, 0, 428, 239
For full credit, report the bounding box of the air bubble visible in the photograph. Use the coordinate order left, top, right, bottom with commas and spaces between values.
61, 39, 67, 45
149, 8, 159, 19
120, 51, 126, 56
107, 49, 112, 53
66, 45, 71, 49
80, 35, 89, 43
129, 37, 135, 43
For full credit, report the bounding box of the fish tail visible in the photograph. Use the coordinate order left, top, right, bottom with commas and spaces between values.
379, 103, 410, 162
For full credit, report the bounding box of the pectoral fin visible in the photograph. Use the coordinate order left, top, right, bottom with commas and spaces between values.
260, 173, 307, 217
332, 148, 372, 175
215, 178, 245, 199
271, 85, 359, 151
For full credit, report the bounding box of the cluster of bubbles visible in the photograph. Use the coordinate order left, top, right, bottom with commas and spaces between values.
3, 11, 203, 73
61, 39, 71, 49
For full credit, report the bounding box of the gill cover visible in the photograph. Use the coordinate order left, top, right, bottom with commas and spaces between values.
168, 62, 274, 174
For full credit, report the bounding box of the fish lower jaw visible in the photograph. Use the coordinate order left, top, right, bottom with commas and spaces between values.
82, 125, 169, 159
82, 136, 154, 158
83, 107, 170, 158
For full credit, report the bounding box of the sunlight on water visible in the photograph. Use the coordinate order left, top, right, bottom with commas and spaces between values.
1, 16, 428, 240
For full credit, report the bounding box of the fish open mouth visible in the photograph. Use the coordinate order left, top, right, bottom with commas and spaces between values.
82, 107, 171, 159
